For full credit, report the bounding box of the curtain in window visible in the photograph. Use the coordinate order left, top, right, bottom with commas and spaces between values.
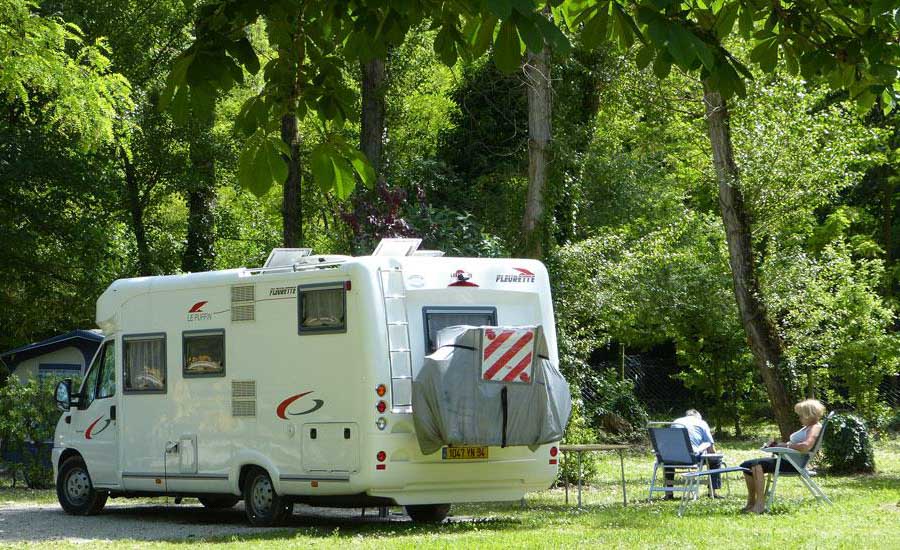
124, 338, 165, 391
426, 313, 493, 353
302, 289, 344, 327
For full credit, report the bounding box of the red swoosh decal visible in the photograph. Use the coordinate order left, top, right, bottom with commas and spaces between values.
448, 281, 479, 287
276, 391, 314, 419
85, 416, 103, 440
189, 301, 208, 313
513, 268, 535, 276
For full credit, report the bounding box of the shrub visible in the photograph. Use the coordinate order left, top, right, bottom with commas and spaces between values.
580, 371, 649, 442
0, 377, 63, 488
822, 412, 876, 474
558, 397, 599, 485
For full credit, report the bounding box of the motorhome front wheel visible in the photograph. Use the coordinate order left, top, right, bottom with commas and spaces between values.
56, 456, 108, 515
197, 495, 241, 509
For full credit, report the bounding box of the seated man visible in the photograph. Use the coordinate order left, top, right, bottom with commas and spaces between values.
665, 409, 722, 499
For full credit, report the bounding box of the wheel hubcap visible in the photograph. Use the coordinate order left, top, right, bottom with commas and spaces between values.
66, 468, 91, 505
251, 476, 274, 513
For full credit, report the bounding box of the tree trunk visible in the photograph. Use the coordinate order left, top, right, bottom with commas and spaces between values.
360, 57, 386, 177
123, 152, 152, 276
882, 173, 894, 298
702, 84, 795, 439
183, 109, 217, 273
521, 42, 551, 259
281, 112, 302, 247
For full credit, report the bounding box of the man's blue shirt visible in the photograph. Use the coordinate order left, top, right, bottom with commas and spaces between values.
672, 415, 714, 452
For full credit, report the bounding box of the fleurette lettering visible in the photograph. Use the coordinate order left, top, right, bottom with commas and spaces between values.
496, 273, 535, 283
269, 287, 297, 296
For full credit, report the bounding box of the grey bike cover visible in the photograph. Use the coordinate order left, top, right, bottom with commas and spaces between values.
412, 325, 572, 455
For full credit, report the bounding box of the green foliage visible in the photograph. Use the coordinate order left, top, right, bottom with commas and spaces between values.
766, 242, 900, 421
822, 412, 876, 474
164, 1, 570, 198
559, 397, 600, 484
580, 370, 649, 442
0, 377, 64, 488
0, 0, 133, 150
404, 206, 508, 258
565, 0, 900, 111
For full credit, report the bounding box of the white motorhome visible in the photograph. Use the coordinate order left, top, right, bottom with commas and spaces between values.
52, 241, 568, 525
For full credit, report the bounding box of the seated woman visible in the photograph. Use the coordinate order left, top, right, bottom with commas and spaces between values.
740, 399, 826, 514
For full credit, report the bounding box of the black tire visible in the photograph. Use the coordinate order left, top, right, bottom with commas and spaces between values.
405, 503, 451, 523
198, 495, 241, 509
242, 467, 291, 526
56, 456, 107, 515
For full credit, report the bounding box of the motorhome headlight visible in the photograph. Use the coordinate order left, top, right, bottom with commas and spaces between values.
375, 384, 387, 397
376, 417, 387, 430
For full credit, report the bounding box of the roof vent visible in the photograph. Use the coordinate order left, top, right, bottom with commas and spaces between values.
372, 238, 423, 256
265, 248, 313, 268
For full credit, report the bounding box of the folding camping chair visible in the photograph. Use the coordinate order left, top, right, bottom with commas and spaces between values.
648, 423, 725, 501
762, 411, 835, 510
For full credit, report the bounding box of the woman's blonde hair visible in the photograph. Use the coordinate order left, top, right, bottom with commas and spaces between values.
794, 399, 826, 424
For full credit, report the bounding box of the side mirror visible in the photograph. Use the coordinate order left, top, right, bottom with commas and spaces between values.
55, 379, 72, 411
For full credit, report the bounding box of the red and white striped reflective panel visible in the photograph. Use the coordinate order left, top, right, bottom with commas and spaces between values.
481, 328, 536, 383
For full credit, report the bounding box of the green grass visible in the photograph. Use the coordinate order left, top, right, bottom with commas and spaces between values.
2, 437, 898, 549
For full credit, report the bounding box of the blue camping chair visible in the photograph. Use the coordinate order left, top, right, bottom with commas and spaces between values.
648, 423, 724, 501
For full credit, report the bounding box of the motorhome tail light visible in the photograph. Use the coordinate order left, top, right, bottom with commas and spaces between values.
550, 446, 558, 457
345, 280, 352, 291
376, 417, 387, 431
376, 400, 387, 413
377, 451, 386, 462
375, 384, 387, 397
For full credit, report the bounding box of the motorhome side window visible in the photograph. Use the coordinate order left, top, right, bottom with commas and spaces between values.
423, 307, 497, 353
298, 283, 346, 334
123, 334, 166, 393
183, 329, 225, 377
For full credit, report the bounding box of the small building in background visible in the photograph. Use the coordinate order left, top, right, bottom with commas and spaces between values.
0, 330, 103, 384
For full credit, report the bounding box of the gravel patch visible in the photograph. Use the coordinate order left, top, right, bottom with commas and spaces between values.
0, 501, 422, 543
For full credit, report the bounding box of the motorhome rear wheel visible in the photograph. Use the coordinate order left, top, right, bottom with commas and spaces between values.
405, 503, 451, 523
242, 467, 292, 526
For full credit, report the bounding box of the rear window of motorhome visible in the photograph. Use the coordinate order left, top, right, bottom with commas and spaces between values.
423, 307, 497, 353
123, 334, 166, 393
298, 283, 346, 334
183, 330, 225, 377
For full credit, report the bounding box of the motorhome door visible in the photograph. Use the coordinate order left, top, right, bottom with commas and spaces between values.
72, 339, 120, 487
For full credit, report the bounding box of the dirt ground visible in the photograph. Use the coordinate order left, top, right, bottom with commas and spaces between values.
0, 501, 415, 543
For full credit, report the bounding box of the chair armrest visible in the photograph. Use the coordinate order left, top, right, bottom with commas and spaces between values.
701, 453, 725, 460
762, 446, 804, 455
696, 442, 712, 454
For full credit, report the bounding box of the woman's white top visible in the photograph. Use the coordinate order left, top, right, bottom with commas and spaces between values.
789, 423, 821, 445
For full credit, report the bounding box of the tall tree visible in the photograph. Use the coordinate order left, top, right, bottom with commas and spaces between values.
361, 57, 387, 177
183, 106, 218, 272
702, 85, 794, 432
522, 41, 551, 258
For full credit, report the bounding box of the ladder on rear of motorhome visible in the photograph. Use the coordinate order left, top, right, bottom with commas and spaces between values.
378, 268, 412, 412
